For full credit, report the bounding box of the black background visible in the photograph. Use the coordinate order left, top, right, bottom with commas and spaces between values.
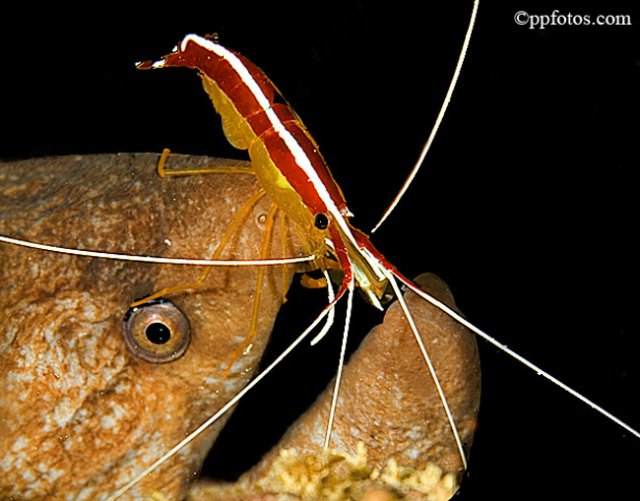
2, 1, 638, 499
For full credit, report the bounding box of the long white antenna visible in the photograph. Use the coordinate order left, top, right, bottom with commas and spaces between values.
383, 268, 468, 470
394, 272, 640, 440
323, 279, 355, 450
371, 0, 480, 233
0, 234, 314, 267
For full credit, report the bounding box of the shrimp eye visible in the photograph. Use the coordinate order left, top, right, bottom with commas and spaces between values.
314, 213, 329, 230
122, 299, 191, 364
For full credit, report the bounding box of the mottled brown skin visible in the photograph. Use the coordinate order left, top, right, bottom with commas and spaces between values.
258, 273, 481, 473
0, 154, 480, 501
0, 153, 299, 499
190, 274, 481, 501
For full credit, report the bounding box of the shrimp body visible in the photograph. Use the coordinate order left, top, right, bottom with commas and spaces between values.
136, 34, 477, 480
139, 35, 393, 308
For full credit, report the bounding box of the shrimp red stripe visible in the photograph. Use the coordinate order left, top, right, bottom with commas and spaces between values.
149, 35, 350, 221
140, 34, 407, 305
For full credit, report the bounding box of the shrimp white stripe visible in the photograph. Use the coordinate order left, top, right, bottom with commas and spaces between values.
168, 35, 363, 252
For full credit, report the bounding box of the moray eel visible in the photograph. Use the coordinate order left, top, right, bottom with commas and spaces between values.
0, 153, 297, 499
0, 154, 480, 500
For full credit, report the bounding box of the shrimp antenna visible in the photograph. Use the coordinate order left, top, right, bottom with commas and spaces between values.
393, 272, 640, 440
383, 269, 468, 469
371, 0, 480, 233
323, 278, 354, 450
0, 234, 314, 267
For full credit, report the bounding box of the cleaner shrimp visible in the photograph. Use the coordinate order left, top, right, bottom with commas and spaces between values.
1, 2, 638, 499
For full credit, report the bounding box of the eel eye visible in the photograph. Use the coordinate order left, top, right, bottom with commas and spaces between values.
122, 299, 191, 364
314, 213, 329, 230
